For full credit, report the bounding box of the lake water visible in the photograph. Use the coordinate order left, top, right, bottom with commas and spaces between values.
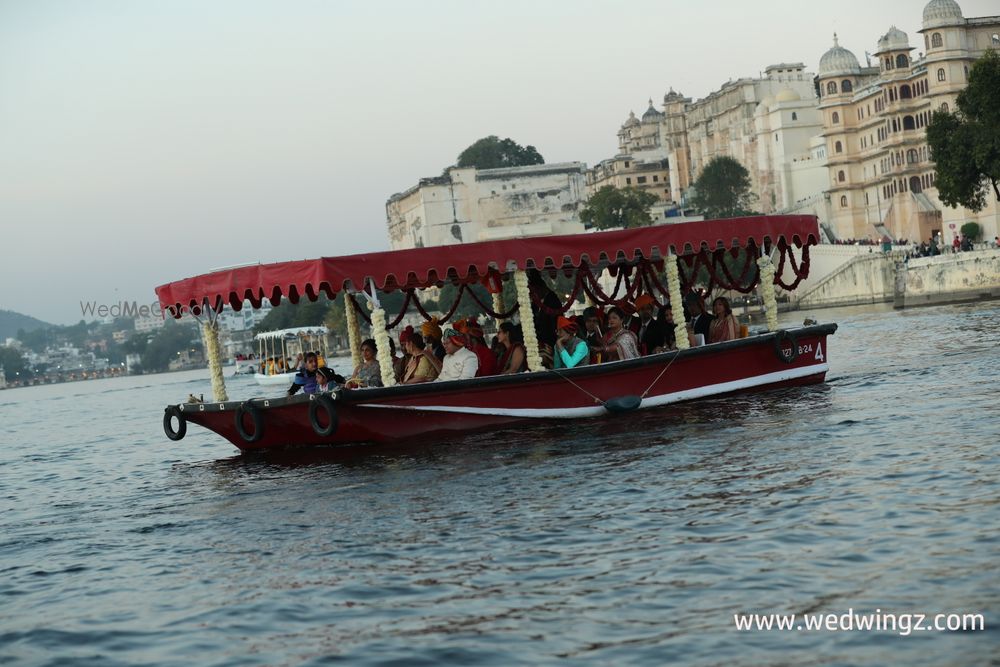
1, 302, 998, 666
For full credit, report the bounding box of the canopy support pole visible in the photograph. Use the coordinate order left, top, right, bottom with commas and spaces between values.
665, 253, 690, 350
756, 253, 779, 331
492, 291, 505, 328
514, 269, 543, 372
199, 303, 228, 402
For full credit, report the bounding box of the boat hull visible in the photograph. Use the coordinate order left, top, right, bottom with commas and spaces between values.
170, 325, 836, 451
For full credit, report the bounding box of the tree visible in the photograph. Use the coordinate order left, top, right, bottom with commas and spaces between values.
455, 136, 544, 170
141, 320, 199, 373
926, 50, 1000, 211
690, 156, 758, 219
579, 185, 659, 230
961, 222, 981, 241
0, 347, 27, 381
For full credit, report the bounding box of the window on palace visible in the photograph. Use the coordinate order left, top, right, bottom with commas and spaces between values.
910, 177, 921, 193
792, 112, 798, 120
903, 116, 915, 130
832, 111, 840, 124
626, 177, 632, 184
937, 68, 946, 81
993, 34, 1000, 45
932, 33, 943, 47
940, 102, 949, 112
900, 84, 912, 99
835, 141, 843, 153
637, 176, 647, 184
907, 149, 918, 163
840, 195, 848, 207
838, 170, 846, 182
827, 81, 837, 95
652, 175, 658, 182
896, 54, 908, 68
842, 79, 853, 93
624, 161, 630, 167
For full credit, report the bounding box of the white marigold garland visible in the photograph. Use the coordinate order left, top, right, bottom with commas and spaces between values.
757, 254, 779, 331
344, 294, 362, 369
202, 320, 229, 402
370, 305, 396, 387
514, 269, 543, 372
665, 253, 690, 350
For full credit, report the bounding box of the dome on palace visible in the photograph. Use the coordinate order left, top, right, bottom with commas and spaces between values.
642, 99, 664, 122
775, 88, 801, 102
819, 34, 861, 77
623, 111, 640, 128
922, 0, 963, 28
877, 26, 911, 53
663, 88, 684, 104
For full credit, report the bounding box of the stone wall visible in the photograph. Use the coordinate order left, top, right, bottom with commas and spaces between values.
789, 252, 898, 310
895, 249, 1000, 308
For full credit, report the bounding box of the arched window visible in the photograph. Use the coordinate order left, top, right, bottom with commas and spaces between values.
840, 195, 848, 208
835, 141, 843, 153
826, 81, 837, 95
900, 84, 912, 99
937, 68, 946, 82
832, 111, 840, 124
842, 79, 853, 93
885, 57, 893, 71
903, 116, 915, 130
792, 112, 797, 120
896, 54, 909, 69
892, 118, 899, 132
931, 33, 943, 48
940, 102, 949, 112
993, 34, 1000, 45
911, 177, 922, 193
838, 170, 846, 182
907, 149, 918, 163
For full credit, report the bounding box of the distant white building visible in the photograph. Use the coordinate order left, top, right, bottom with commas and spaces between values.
134, 314, 165, 334
217, 300, 273, 332
386, 162, 588, 250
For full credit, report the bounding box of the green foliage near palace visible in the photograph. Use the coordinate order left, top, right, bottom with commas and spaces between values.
0, 347, 28, 381
140, 320, 200, 373
960, 222, 982, 241
690, 156, 759, 219
926, 50, 1000, 212
579, 185, 659, 230
456, 136, 544, 170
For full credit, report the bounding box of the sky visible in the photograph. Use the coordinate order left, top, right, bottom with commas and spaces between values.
1, 0, 996, 324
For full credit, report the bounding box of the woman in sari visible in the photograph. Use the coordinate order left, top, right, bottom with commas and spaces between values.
346, 338, 383, 388
709, 297, 739, 343
599, 306, 640, 362
496, 321, 527, 374
401, 333, 438, 384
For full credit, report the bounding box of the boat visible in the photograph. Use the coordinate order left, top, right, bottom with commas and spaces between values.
157, 215, 831, 451
252, 326, 330, 386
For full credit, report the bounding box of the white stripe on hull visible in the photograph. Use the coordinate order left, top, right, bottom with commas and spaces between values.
357, 363, 830, 419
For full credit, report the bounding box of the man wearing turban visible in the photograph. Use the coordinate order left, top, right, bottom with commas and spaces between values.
435, 328, 480, 381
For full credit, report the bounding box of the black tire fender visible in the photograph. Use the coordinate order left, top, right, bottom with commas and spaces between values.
163, 406, 187, 441
309, 394, 339, 437
235, 401, 264, 443
774, 330, 799, 364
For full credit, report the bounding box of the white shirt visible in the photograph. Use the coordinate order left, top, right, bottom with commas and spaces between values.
435, 346, 479, 381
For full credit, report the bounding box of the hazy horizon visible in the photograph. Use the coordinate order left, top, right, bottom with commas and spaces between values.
2, 0, 995, 325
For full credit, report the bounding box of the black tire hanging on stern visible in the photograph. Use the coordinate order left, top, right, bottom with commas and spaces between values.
235, 401, 264, 443
308, 394, 339, 438
773, 330, 799, 364
163, 406, 187, 441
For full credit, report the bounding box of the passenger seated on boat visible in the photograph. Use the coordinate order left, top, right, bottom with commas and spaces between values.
582, 307, 604, 364
631, 294, 669, 355
599, 306, 641, 362
346, 339, 383, 388
435, 328, 479, 381
465, 318, 498, 377
288, 352, 345, 395
708, 297, 739, 343
402, 333, 438, 384
554, 317, 590, 369
686, 289, 715, 341
652, 304, 677, 353
397, 326, 415, 379
421, 318, 446, 362
496, 322, 527, 374
388, 338, 407, 383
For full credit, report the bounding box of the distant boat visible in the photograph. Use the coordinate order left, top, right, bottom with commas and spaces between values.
252, 326, 330, 387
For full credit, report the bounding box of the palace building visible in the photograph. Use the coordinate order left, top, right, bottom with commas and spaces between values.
819, 0, 1000, 243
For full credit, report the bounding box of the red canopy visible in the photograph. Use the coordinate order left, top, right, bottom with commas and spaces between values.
156, 215, 818, 316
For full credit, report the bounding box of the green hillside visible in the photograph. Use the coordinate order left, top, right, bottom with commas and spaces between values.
0, 309, 52, 340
